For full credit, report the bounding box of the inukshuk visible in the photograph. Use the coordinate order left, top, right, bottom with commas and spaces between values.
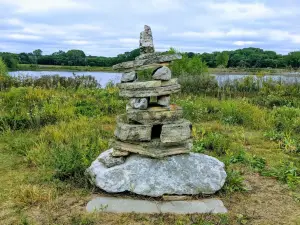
87, 25, 227, 197
111, 25, 192, 158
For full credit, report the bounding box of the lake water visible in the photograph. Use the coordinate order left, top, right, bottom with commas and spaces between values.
212, 74, 300, 86
9, 71, 122, 87
9, 71, 300, 87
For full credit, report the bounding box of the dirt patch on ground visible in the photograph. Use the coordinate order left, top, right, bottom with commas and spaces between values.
225, 173, 300, 225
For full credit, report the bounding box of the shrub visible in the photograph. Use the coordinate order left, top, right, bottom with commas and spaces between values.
229, 149, 266, 171
222, 170, 245, 193
26, 117, 112, 185
270, 106, 300, 132
194, 131, 230, 156
220, 100, 267, 129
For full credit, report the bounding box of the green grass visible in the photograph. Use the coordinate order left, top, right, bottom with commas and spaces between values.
208, 67, 300, 75
0, 82, 300, 224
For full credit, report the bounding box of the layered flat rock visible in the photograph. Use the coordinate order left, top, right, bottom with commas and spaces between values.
161, 78, 178, 86
111, 149, 130, 157
126, 105, 183, 125
111, 138, 192, 158
118, 79, 178, 90
117, 80, 161, 90
119, 84, 180, 98
161, 120, 192, 144
114, 116, 152, 141
87, 197, 228, 214
87, 152, 227, 197
112, 53, 182, 71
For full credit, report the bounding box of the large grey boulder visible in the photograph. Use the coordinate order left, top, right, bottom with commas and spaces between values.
153, 66, 172, 81
87, 152, 227, 197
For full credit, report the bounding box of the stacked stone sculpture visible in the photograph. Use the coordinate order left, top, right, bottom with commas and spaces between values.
87, 25, 227, 197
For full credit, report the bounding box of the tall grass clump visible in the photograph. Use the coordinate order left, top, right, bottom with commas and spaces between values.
26, 117, 113, 184
220, 100, 267, 129
0, 57, 15, 91
169, 54, 218, 94
0, 86, 124, 132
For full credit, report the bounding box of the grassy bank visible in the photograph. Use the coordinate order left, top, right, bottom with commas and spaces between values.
0, 76, 300, 224
15, 64, 113, 72
208, 67, 300, 75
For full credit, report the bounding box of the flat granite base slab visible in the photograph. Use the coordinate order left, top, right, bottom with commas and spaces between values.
86, 197, 227, 214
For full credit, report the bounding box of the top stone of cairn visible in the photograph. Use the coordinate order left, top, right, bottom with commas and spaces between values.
140, 25, 155, 54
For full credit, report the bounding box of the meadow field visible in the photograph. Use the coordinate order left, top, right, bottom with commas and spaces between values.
0, 57, 300, 225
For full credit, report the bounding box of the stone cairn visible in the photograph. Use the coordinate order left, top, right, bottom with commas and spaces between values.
111, 25, 192, 158
87, 25, 227, 197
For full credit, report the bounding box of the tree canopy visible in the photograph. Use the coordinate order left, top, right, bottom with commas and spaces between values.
1, 47, 300, 69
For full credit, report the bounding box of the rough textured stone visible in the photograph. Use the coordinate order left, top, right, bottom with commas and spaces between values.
111, 149, 130, 157
112, 139, 192, 158
119, 84, 180, 98
114, 117, 152, 141
117, 80, 161, 90
129, 98, 149, 110
127, 105, 183, 125
157, 95, 170, 107
161, 78, 178, 86
140, 25, 155, 54
87, 152, 227, 197
86, 197, 228, 214
97, 149, 125, 168
112, 54, 182, 71
121, 71, 137, 83
161, 120, 192, 144
153, 66, 172, 81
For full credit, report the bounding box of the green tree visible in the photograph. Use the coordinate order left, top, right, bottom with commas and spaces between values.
286, 51, 300, 68
66, 50, 86, 66
1, 54, 18, 69
216, 52, 229, 67
33, 49, 43, 57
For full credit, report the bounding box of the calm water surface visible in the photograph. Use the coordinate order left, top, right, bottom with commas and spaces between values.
9, 71, 300, 87
9, 71, 122, 87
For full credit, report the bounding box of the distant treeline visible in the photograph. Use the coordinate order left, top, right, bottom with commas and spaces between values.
1, 47, 300, 69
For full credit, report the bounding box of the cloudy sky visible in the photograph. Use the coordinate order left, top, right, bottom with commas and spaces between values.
0, 0, 299, 56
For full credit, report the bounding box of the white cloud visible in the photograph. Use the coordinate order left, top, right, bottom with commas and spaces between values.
268, 30, 300, 43
129, 0, 184, 13
206, 2, 275, 20
0, 0, 91, 13
233, 41, 259, 46
64, 40, 89, 45
172, 29, 259, 39
8, 34, 41, 40
0, 0, 300, 55
119, 38, 139, 44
